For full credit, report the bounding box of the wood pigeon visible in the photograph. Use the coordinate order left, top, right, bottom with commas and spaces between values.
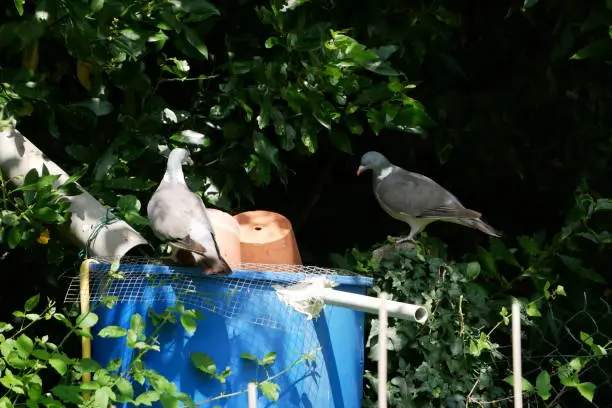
357, 151, 501, 242
147, 148, 232, 275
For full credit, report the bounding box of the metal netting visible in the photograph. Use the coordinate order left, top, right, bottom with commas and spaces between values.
64, 256, 373, 407
63, 256, 363, 330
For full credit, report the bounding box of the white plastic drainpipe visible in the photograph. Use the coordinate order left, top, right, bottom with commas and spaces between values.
0, 128, 150, 259
320, 288, 428, 323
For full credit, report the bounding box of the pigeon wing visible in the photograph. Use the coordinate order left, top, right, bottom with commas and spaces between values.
374, 168, 481, 219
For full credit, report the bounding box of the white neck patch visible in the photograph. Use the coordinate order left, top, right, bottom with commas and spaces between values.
377, 166, 393, 180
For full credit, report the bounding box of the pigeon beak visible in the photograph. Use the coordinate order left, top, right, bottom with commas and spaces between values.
356, 166, 366, 176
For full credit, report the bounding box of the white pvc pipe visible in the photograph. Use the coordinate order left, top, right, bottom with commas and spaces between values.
320, 288, 428, 323
377, 293, 388, 408
0, 128, 149, 259
247, 382, 257, 408
512, 299, 523, 408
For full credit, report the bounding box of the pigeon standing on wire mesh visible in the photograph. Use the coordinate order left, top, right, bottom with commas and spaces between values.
357, 151, 501, 243
146, 148, 232, 275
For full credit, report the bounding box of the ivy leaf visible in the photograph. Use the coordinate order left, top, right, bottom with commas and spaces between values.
253, 132, 281, 170
14, 0, 25, 16
570, 39, 612, 60
526, 302, 541, 317
180, 315, 197, 334
259, 352, 277, 366
258, 381, 280, 402
115, 378, 134, 400
70, 98, 114, 116
329, 129, 352, 154
503, 376, 533, 392
183, 26, 209, 59
76, 312, 98, 329
134, 391, 159, 407
130, 314, 145, 334
49, 356, 68, 376
536, 371, 551, 400
576, 382, 596, 402
91, 0, 105, 12
190, 352, 217, 375
240, 352, 257, 361
98, 326, 127, 338
24, 294, 40, 312
465, 262, 481, 280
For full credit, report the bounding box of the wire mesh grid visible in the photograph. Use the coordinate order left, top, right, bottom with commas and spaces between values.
63, 256, 361, 330
516, 294, 612, 408
63, 256, 371, 407
463, 294, 612, 408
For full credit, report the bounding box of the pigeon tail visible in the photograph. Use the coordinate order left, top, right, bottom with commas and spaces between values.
201, 256, 233, 276
454, 218, 502, 238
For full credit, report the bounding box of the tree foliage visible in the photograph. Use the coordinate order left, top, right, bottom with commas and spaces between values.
1, 0, 612, 407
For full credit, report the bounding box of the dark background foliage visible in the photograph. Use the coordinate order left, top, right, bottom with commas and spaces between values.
1, 0, 612, 406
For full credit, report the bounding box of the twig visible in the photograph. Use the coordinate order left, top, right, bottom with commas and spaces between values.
196, 347, 321, 406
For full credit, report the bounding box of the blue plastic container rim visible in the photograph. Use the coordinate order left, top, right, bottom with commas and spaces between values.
89, 263, 375, 288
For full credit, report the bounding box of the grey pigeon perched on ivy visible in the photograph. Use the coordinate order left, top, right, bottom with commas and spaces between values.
147, 147, 232, 275
357, 151, 501, 242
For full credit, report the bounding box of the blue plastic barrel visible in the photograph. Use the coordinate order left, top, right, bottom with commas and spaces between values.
90, 263, 374, 408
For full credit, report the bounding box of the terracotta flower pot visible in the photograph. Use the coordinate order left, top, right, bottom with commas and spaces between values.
233, 210, 302, 265
206, 208, 241, 267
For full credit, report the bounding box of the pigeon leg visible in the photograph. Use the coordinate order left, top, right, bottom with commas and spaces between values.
396, 235, 416, 244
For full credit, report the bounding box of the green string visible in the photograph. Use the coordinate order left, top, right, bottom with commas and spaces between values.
78, 208, 120, 261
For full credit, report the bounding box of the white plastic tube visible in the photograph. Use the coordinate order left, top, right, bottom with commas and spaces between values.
0, 128, 149, 259
378, 293, 388, 408
512, 299, 523, 408
247, 382, 257, 408
320, 288, 428, 323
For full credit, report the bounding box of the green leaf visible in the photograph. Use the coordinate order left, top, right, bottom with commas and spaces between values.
33, 207, 62, 223
260, 352, 277, 366
576, 382, 596, 402
526, 302, 541, 317
7, 227, 22, 249
570, 39, 612, 60
0, 396, 14, 408
258, 381, 280, 402
465, 262, 481, 280
265, 37, 279, 48
49, 357, 68, 375
130, 314, 145, 333
135, 391, 160, 406
522, 0, 539, 9
490, 239, 520, 267
70, 98, 114, 116
183, 26, 209, 59
24, 294, 40, 312
180, 315, 197, 334
98, 326, 127, 338
16, 334, 34, 357
76, 312, 98, 329
503, 376, 533, 392
116, 195, 141, 214
94, 386, 114, 408
115, 377, 134, 399
91, 0, 105, 12
329, 129, 352, 154
476, 246, 499, 278
103, 177, 156, 191
14, 0, 25, 16
190, 352, 216, 375
536, 371, 551, 400
51, 385, 82, 404
253, 132, 281, 170
240, 352, 257, 361
554, 285, 567, 297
